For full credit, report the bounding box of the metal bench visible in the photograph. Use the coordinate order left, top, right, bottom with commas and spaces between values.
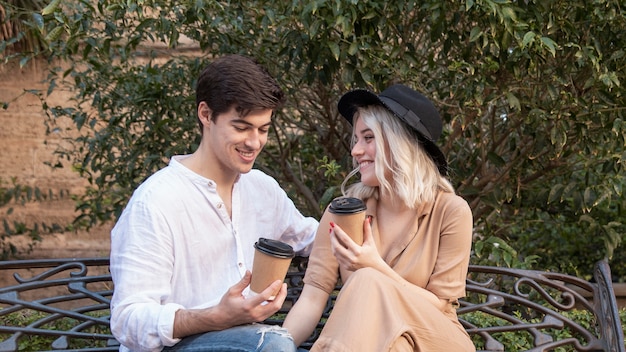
0, 257, 623, 351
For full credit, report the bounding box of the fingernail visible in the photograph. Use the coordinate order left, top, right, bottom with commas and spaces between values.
329, 222, 335, 228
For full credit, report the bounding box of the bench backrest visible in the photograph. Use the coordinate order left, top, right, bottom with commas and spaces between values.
0, 257, 623, 351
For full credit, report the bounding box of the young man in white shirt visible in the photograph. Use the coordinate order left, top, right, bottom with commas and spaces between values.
110, 54, 318, 352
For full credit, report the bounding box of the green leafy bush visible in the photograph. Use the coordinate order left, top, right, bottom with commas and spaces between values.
1, 0, 624, 278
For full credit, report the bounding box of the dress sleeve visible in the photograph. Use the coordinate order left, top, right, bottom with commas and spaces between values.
302, 209, 341, 294
426, 194, 474, 301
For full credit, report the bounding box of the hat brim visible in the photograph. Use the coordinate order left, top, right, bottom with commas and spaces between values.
338, 89, 381, 125
338, 89, 448, 176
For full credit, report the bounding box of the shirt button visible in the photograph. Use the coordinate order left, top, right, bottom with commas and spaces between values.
217, 203, 223, 208
238, 263, 243, 267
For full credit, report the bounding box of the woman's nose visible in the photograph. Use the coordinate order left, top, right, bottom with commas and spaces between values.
351, 142, 363, 157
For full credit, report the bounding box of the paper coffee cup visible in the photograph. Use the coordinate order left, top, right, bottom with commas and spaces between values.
250, 238, 295, 299
328, 197, 367, 245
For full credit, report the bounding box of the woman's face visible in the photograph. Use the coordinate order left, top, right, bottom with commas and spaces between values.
351, 116, 379, 187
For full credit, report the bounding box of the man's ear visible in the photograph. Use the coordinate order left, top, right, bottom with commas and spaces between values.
198, 102, 212, 127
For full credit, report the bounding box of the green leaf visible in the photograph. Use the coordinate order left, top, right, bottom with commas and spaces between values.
501, 6, 516, 21
583, 187, 596, 207
506, 92, 520, 110
328, 41, 340, 61
45, 26, 64, 42
469, 27, 482, 42
521, 31, 535, 48
548, 184, 564, 203
540, 36, 557, 57
32, 13, 45, 31
42, 0, 62, 15
19, 56, 31, 68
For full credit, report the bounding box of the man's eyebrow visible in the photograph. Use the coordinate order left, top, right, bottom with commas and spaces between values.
231, 118, 272, 128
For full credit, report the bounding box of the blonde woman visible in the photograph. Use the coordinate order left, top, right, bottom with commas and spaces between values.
284, 84, 475, 351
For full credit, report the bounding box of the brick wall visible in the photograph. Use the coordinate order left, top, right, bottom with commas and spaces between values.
0, 59, 111, 259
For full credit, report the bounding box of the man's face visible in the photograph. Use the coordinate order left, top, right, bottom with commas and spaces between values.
205, 106, 273, 177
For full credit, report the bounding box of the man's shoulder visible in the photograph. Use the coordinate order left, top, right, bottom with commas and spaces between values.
136, 165, 175, 187
129, 165, 185, 201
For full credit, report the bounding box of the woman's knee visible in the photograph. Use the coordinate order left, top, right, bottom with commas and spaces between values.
345, 267, 386, 287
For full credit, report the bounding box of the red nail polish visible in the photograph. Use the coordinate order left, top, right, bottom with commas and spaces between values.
329, 222, 335, 228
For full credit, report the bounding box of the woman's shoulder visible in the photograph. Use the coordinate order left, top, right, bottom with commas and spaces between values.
434, 191, 472, 213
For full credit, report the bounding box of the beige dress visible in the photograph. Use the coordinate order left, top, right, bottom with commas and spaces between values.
303, 191, 476, 352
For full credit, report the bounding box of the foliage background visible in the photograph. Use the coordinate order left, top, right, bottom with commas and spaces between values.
1, 0, 625, 280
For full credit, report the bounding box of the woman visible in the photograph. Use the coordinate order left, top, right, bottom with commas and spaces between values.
283, 84, 475, 351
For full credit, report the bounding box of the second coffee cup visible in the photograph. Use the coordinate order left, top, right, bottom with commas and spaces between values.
328, 197, 367, 245
250, 238, 295, 300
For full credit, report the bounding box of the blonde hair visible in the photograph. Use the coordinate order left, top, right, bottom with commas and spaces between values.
346, 105, 454, 208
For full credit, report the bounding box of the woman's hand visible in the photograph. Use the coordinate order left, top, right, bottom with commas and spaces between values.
330, 217, 384, 272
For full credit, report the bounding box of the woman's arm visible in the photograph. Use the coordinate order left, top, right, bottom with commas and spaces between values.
283, 284, 330, 346
330, 218, 446, 310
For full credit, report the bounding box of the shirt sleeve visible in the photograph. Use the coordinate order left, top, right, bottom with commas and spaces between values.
110, 198, 182, 352
255, 170, 318, 256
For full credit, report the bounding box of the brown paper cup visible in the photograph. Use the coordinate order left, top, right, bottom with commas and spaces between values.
329, 197, 367, 245
250, 238, 295, 299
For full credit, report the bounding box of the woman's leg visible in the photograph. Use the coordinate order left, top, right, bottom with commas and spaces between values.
389, 334, 414, 352
311, 267, 474, 352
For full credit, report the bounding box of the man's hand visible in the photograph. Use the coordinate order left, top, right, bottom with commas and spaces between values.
218, 270, 288, 326
172, 271, 287, 338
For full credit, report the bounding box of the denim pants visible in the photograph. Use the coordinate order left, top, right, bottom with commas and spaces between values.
161, 324, 303, 352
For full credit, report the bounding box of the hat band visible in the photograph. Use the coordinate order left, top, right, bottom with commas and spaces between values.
379, 97, 434, 141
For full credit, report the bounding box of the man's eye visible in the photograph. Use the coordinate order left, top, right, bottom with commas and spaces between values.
234, 126, 247, 131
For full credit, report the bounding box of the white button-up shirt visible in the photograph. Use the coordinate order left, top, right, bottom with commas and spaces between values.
110, 155, 318, 352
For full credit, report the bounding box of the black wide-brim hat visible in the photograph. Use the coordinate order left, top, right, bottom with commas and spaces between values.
337, 84, 448, 176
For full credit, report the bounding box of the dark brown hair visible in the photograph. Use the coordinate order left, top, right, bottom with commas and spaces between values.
195, 54, 285, 130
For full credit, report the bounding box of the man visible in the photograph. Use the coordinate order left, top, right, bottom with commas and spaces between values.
110, 54, 318, 352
